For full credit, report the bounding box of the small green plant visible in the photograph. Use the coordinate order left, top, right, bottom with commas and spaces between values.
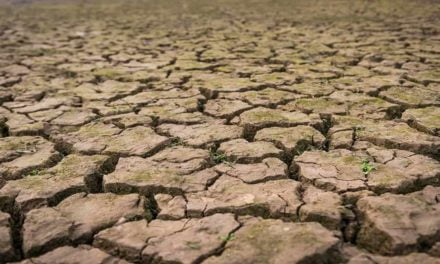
170, 137, 183, 146
185, 241, 201, 250
197, 100, 205, 112
361, 160, 375, 175
210, 148, 227, 164
29, 169, 40, 176
293, 138, 320, 156
212, 153, 227, 164
220, 233, 235, 242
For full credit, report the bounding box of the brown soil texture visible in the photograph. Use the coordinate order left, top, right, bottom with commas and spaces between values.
0, 0, 440, 263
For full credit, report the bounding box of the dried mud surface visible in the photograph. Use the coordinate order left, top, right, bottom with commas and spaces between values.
0, 0, 440, 263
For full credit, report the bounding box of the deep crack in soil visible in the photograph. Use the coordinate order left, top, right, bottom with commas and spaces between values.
0, 0, 440, 263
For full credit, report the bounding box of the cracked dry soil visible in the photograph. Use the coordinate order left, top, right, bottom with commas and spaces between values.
0, 0, 440, 263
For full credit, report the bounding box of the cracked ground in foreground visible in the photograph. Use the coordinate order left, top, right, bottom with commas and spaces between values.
0, 0, 440, 263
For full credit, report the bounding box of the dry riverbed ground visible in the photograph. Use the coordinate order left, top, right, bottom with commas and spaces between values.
0, 0, 440, 263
